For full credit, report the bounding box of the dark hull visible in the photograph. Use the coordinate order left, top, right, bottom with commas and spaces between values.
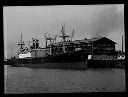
6, 50, 88, 69
11, 62, 87, 70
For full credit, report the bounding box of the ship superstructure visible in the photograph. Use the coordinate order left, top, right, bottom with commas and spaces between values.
18, 34, 31, 59
17, 24, 76, 59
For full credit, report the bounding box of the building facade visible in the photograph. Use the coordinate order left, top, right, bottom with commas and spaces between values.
49, 37, 116, 56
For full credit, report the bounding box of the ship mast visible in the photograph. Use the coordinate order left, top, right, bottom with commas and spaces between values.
18, 34, 25, 52
122, 35, 123, 53
59, 24, 69, 53
11, 43, 12, 58
44, 33, 48, 48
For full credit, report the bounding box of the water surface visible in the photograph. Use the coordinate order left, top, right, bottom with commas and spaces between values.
4, 65, 125, 93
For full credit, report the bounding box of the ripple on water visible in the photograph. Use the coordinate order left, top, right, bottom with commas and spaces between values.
4, 65, 125, 93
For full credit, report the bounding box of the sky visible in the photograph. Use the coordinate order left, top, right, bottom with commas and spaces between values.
3, 5, 124, 59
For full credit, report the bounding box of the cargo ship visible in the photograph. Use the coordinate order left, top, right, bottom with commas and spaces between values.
5, 24, 125, 69
5, 25, 89, 69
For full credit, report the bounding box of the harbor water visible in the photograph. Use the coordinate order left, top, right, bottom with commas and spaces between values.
4, 65, 125, 93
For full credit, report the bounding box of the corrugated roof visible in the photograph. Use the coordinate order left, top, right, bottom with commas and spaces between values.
49, 37, 116, 46
73, 37, 116, 44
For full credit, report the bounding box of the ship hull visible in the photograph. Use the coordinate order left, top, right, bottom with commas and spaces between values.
7, 50, 88, 69
11, 62, 87, 69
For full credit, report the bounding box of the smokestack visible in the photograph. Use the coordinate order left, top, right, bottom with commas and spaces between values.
122, 35, 123, 53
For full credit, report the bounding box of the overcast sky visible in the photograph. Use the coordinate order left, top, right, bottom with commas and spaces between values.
4, 5, 124, 59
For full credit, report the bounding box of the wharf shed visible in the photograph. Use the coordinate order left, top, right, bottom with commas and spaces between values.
50, 37, 117, 57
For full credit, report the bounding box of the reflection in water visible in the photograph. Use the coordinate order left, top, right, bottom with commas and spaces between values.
4, 65, 125, 93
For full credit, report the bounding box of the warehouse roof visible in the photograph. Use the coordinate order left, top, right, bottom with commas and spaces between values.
48, 37, 116, 47
73, 37, 117, 44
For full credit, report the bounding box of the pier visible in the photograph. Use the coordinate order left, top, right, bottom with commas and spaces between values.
87, 59, 125, 68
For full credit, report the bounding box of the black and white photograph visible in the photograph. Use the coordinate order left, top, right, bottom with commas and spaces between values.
4, 5, 125, 93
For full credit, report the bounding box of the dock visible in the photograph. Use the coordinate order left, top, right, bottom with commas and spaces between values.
87, 59, 125, 68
